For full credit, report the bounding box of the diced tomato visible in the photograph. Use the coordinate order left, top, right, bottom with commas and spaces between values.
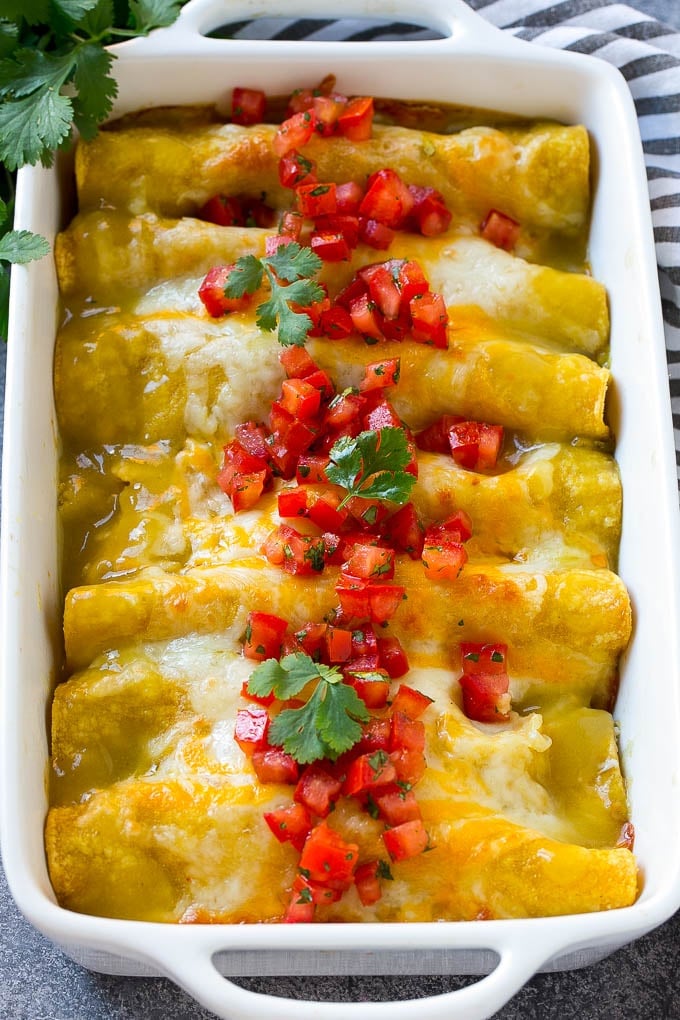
280, 377, 322, 420
391, 683, 433, 718
359, 217, 395, 250
351, 626, 379, 659
359, 358, 401, 393
355, 717, 392, 755
409, 291, 448, 348
349, 292, 385, 343
382, 819, 429, 861
279, 150, 317, 189
459, 671, 511, 723
324, 626, 353, 663
359, 169, 414, 229
289, 622, 324, 660
243, 610, 289, 661
313, 94, 347, 135
269, 401, 318, 451
448, 421, 504, 471
389, 747, 427, 785
296, 182, 337, 218
283, 885, 316, 924
372, 785, 422, 827
360, 264, 402, 320
390, 712, 425, 753
354, 860, 382, 906
397, 259, 430, 303
307, 492, 348, 532
262, 524, 327, 575
264, 803, 313, 851
295, 763, 343, 818
422, 541, 468, 581
384, 503, 424, 559
274, 110, 318, 156
335, 180, 365, 215
480, 209, 520, 251
240, 679, 275, 707
252, 747, 299, 784
376, 637, 409, 679
234, 707, 270, 755
217, 440, 270, 512
414, 415, 464, 453
279, 210, 304, 240
345, 543, 395, 580
336, 574, 405, 625
277, 488, 309, 519
344, 653, 381, 673
407, 185, 452, 236
323, 390, 365, 429
299, 821, 359, 889
345, 670, 390, 709
311, 231, 352, 262
197, 194, 244, 227
460, 642, 508, 675
303, 368, 335, 400
198, 264, 252, 318
425, 510, 473, 545
279, 346, 317, 379
231, 86, 266, 125
234, 421, 270, 461
286, 87, 316, 116
313, 214, 360, 249
338, 96, 374, 141
344, 750, 397, 797
363, 399, 402, 432
296, 454, 330, 484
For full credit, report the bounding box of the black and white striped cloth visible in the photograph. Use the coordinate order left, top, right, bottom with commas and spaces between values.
221, 3, 680, 477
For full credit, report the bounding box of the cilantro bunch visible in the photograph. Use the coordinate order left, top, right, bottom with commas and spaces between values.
0, 0, 184, 340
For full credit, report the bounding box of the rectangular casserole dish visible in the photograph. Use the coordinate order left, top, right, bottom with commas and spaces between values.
2, 1, 680, 1018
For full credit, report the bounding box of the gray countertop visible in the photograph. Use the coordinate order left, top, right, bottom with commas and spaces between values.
2, 1, 679, 1016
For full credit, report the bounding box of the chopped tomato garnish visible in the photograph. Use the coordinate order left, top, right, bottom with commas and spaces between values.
274, 110, 318, 156
198, 264, 252, 318
459, 671, 512, 723
422, 541, 468, 581
264, 803, 313, 851
337, 96, 374, 141
295, 763, 343, 818
344, 750, 397, 797
231, 87, 266, 125
313, 94, 347, 135
409, 291, 448, 348
389, 747, 427, 785
345, 670, 390, 709
262, 524, 327, 575
217, 440, 270, 512
313, 214, 360, 249
279, 346, 318, 379
345, 543, 395, 580
279, 377, 322, 420
234, 707, 270, 755
307, 492, 348, 532
390, 683, 433, 718
324, 626, 353, 663
376, 636, 410, 678
298, 821, 359, 889
279, 210, 304, 240
460, 642, 508, 675
382, 819, 429, 861
277, 488, 309, 519
480, 208, 520, 251
252, 747, 299, 784
197, 194, 244, 227
278, 150, 317, 189
234, 421, 270, 460
311, 231, 352, 262
390, 712, 425, 753
359, 358, 401, 392
358, 217, 395, 250
296, 454, 330, 484
354, 860, 382, 906
384, 503, 424, 559
296, 182, 337, 218
243, 610, 289, 661
240, 679, 275, 707
335, 180, 366, 215
355, 717, 392, 755
448, 420, 504, 471
372, 785, 422, 827
425, 510, 473, 545
407, 185, 452, 236
359, 168, 414, 230
336, 573, 405, 624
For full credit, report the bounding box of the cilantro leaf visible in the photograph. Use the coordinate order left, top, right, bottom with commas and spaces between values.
0, 48, 75, 99
71, 44, 117, 140
222, 243, 325, 346
128, 0, 183, 33
326, 427, 416, 508
0, 88, 73, 169
0, 230, 50, 263
247, 651, 369, 764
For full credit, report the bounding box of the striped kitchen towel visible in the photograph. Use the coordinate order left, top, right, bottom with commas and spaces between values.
222, 2, 680, 480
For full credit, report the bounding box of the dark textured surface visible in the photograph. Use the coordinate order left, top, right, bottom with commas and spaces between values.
1, 1, 679, 1017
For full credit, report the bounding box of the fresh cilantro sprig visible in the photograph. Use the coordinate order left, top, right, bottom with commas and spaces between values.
326, 427, 417, 509
0, 190, 49, 342
0, 0, 184, 170
247, 652, 370, 764
224, 243, 325, 347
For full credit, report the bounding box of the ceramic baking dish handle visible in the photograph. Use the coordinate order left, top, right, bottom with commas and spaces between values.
141, 929, 566, 1020
116, 0, 504, 54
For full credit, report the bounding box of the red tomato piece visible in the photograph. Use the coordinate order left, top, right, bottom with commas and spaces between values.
274, 110, 318, 156
480, 209, 520, 251
382, 819, 429, 861
391, 683, 433, 718
277, 488, 309, 519
234, 707, 270, 756
414, 415, 465, 454
234, 421, 270, 460
296, 182, 337, 218
341, 576, 406, 625
360, 264, 402, 320
311, 231, 352, 262
359, 168, 414, 229
302, 368, 335, 400
409, 291, 448, 348
390, 712, 425, 753
397, 260, 430, 303
278, 150, 317, 189
279, 210, 304, 240
354, 860, 382, 906
231, 87, 266, 125
389, 747, 427, 786
355, 717, 392, 755
264, 803, 313, 851
363, 399, 402, 432
280, 377, 322, 420
460, 642, 508, 675
351, 626, 379, 659
243, 610, 289, 661
217, 440, 270, 512
283, 886, 316, 924
313, 214, 360, 250
279, 346, 318, 379
407, 185, 452, 236
372, 785, 422, 827
384, 503, 424, 559
345, 671, 390, 709
324, 626, 353, 663
198, 265, 252, 318
252, 747, 299, 785
286, 87, 316, 116
323, 390, 366, 429
345, 544, 395, 580
459, 671, 512, 723
359, 358, 401, 393
335, 180, 366, 215
299, 822, 359, 889
296, 454, 330, 484
344, 750, 397, 797
307, 493, 348, 532
262, 525, 327, 575
295, 763, 343, 818
240, 680, 275, 707
358, 217, 395, 250
422, 541, 468, 581
349, 292, 385, 343
337, 96, 374, 141
197, 194, 245, 227
425, 510, 473, 545
313, 94, 347, 135
377, 636, 410, 679
448, 421, 504, 471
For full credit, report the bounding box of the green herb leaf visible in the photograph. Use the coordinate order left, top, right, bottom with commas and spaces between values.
326, 427, 416, 508
128, 0, 183, 33
0, 88, 73, 169
0, 229, 50, 263
71, 44, 117, 140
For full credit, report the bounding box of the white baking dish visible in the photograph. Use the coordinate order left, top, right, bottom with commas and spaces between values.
2, 1, 680, 1017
